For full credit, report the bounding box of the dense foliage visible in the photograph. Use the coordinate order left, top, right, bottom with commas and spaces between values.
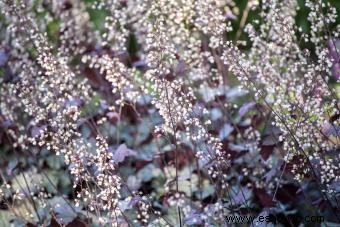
0, 0, 339, 226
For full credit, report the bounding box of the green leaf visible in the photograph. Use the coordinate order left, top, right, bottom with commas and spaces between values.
46, 155, 64, 169
0, 210, 13, 227
137, 164, 163, 182
49, 197, 77, 225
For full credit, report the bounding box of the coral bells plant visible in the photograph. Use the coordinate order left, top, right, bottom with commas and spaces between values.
0, 0, 339, 226
223, 0, 339, 188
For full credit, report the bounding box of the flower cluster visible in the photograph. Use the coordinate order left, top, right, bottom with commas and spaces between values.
223, 0, 339, 190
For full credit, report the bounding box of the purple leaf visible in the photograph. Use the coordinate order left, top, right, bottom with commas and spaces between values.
324, 125, 340, 137
263, 160, 283, 184
328, 39, 340, 79
6, 159, 18, 176
225, 11, 237, 20
233, 187, 251, 205
106, 112, 120, 120
238, 102, 256, 117
228, 143, 247, 152
329, 180, 340, 190
174, 61, 186, 75
31, 125, 47, 138
113, 144, 137, 163
219, 123, 233, 140
0, 49, 8, 66
1, 119, 12, 128
185, 212, 203, 225
210, 108, 222, 121
312, 198, 323, 206
64, 98, 82, 107
100, 100, 109, 110
132, 60, 147, 68
128, 195, 142, 208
